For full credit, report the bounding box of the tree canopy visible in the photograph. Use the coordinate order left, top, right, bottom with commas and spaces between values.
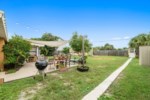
93, 43, 115, 51
69, 32, 92, 53
129, 33, 150, 49
31, 33, 62, 41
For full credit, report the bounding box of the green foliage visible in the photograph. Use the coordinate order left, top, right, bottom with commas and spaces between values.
62, 47, 70, 54
93, 43, 115, 52
31, 33, 63, 41
69, 32, 92, 53
41, 33, 62, 41
31, 33, 61, 56
103, 43, 115, 50
3, 35, 31, 66
40, 45, 56, 56
129, 33, 150, 49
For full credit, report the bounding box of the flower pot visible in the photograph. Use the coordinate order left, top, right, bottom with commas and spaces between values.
0, 78, 4, 84
59, 67, 68, 72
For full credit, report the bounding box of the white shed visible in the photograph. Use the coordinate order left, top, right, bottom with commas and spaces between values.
139, 46, 150, 66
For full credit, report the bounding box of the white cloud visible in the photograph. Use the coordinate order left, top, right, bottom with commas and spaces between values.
112, 37, 122, 40
26, 27, 30, 29
112, 36, 131, 41
16, 23, 19, 25
123, 36, 131, 39
34, 29, 39, 32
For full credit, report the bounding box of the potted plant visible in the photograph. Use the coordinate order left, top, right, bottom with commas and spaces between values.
77, 35, 89, 72
77, 56, 89, 72
59, 62, 68, 72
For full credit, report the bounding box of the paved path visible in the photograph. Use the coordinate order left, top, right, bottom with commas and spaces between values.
82, 58, 133, 100
0, 62, 76, 82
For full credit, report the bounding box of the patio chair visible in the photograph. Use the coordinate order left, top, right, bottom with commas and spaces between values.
48, 57, 55, 70
54, 55, 59, 69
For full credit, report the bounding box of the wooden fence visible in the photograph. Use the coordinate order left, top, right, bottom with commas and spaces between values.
93, 50, 128, 56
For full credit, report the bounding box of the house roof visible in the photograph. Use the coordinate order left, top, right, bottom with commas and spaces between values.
27, 39, 69, 47
0, 11, 8, 41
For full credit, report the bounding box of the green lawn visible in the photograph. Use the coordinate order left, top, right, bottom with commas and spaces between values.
0, 56, 128, 100
99, 58, 150, 100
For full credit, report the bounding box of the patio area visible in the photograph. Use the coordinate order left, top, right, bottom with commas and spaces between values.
0, 62, 76, 82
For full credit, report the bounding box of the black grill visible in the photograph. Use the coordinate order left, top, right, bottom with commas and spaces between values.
35, 60, 48, 70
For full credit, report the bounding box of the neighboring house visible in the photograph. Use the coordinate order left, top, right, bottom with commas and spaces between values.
27, 39, 68, 56
0, 11, 8, 71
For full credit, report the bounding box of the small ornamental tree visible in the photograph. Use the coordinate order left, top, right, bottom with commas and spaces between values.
3, 35, 31, 67
69, 32, 92, 54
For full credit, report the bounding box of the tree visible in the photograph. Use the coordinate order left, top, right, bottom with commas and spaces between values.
3, 35, 31, 67
31, 33, 63, 41
41, 33, 63, 41
103, 43, 115, 50
93, 43, 115, 51
129, 33, 148, 49
62, 47, 70, 54
40, 45, 56, 56
31, 33, 62, 56
69, 32, 92, 53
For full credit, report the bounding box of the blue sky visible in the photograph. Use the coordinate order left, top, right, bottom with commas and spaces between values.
1, 0, 150, 48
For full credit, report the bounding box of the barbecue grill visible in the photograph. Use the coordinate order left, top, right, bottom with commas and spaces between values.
34, 60, 48, 79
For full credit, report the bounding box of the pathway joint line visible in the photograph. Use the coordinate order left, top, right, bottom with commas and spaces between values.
82, 58, 133, 100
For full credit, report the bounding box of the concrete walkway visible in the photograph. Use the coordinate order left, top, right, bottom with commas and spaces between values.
82, 58, 133, 100
0, 62, 76, 82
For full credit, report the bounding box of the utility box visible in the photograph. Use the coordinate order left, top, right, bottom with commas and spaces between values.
139, 46, 150, 66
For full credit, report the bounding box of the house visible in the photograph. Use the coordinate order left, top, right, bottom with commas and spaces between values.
0, 11, 8, 71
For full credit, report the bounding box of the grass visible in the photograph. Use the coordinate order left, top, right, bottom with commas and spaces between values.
0, 56, 128, 100
99, 58, 150, 100
0, 78, 41, 100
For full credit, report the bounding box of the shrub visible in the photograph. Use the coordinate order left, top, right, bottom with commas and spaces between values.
62, 47, 70, 54
3, 35, 31, 68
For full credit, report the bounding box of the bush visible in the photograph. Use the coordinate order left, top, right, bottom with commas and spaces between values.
3, 35, 31, 68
